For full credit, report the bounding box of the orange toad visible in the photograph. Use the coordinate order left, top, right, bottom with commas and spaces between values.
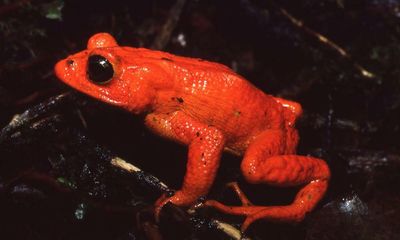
55, 33, 330, 231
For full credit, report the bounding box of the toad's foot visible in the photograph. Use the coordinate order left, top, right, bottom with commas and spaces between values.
205, 180, 328, 232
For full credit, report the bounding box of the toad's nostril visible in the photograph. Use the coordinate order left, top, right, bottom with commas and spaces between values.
66, 59, 74, 66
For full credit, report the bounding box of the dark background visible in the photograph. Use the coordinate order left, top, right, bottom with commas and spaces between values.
0, 0, 399, 239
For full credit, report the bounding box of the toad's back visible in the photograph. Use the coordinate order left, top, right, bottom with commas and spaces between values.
147, 50, 289, 148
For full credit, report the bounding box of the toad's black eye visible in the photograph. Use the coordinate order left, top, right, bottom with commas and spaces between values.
87, 55, 114, 84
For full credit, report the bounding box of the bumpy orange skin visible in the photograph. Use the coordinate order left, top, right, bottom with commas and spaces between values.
55, 33, 330, 231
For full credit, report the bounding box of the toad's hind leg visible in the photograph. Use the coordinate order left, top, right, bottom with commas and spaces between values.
205, 130, 330, 231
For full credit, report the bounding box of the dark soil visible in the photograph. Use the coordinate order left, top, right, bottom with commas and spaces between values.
1, 0, 399, 239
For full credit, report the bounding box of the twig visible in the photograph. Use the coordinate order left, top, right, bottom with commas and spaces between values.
151, 0, 187, 50
299, 112, 379, 133
110, 157, 250, 240
335, 147, 400, 173
273, 2, 375, 79
211, 219, 251, 240
110, 157, 170, 193
0, 92, 71, 143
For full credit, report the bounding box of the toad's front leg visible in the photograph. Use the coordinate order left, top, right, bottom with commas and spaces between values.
145, 111, 226, 217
